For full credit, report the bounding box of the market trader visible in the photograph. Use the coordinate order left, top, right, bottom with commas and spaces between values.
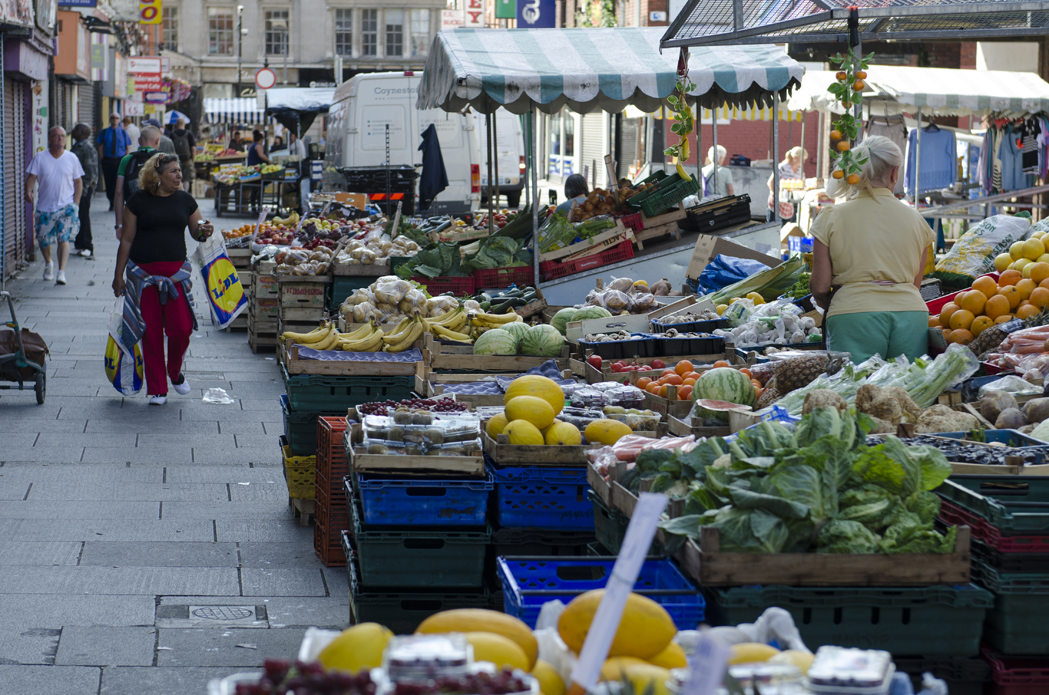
810, 135, 934, 363
97, 112, 132, 210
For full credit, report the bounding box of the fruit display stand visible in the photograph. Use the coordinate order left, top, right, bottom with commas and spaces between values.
281, 341, 426, 379
423, 334, 571, 373
347, 423, 485, 478
619, 206, 688, 250
421, 373, 507, 408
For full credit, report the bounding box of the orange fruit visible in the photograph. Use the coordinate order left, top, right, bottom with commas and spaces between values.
972, 276, 998, 299
738, 368, 752, 378
928, 315, 941, 328
646, 383, 660, 395
985, 294, 1011, 319
712, 360, 729, 369
942, 328, 952, 340
664, 373, 683, 386
837, 141, 851, 152
677, 385, 692, 401
832, 170, 845, 179
1016, 278, 1036, 301
658, 384, 669, 398
1030, 262, 1049, 285
856, 70, 868, 79
939, 302, 961, 326
846, 173, 860, 185
949, 329, 974, 345
685, 372, 702, 381
959, 291, 986, 315
750, 379, 762, 391
971, 316, 994, 336
854, 79, 866, 91
637, 377, 652, 390
949, 309, 975, 330
1017, 304, 1040, 320
999, 269, 1023, 287
999, 286, 1023, 310
675, 360, 694, 376
683, 378, 697, 387
1031, 287, 1049, 309
1040, 278, 1049, 291
995, 314, 1015, 324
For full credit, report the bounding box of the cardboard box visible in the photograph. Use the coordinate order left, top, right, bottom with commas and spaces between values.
335, 192, 368, 209
685, 233, 782, 281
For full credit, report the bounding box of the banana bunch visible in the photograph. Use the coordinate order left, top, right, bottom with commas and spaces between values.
337, 321, 384, 352
469, 309, 524, 329
271, 211, 300, 227
382, 314, 426, 353
423, 306, 472, 344
281, 322, 341, 351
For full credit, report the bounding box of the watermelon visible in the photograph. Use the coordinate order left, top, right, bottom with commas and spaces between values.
474, 328, 519, 356
520, 324, 565, 357
693, 368, 756, 407
551, 308, 578, 336
691, 399, 753, 425
500, 322, 531, 349
571, 306, 613, 322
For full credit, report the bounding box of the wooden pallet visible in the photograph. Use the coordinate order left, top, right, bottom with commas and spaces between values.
249, 331, 279, 353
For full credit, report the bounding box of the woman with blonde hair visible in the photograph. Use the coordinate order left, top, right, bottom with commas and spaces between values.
767, 146, 807, 222
112, 152, 214, 405
701, 145, 734, 197
810, 135, 935, 363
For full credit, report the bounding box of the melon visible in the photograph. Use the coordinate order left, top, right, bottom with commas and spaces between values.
584, 419, 633, 446
500, 322, 531, 348
572, 306, 613, 322
520, 324, 565, 357
474, 328, 519, 356
693, 367, 756, 407
691, 399, 753, 425
551, 308, 578, 336
503, 420, 545, 446
544, 420, 582, 446
505, 375, 565, 416
505, 396, 556, 430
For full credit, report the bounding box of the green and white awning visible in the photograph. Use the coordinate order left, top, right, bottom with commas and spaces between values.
417, 27, 804, 115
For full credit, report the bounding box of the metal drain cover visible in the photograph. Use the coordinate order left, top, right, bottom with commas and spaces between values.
192, 606, 254, 621
156, 604, 268, 628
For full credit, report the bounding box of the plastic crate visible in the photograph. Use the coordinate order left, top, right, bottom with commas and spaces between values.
314, 417, 351, 568
491, 528, 596, 557
540, 241, 635, 281
893, 656, 990, 695
346, 471, 492, 527
588, 492, 662, 556
973, 561, 1049, 655
983, 646, 1049, 695
281, 395, 342, 457
329, 276, 378, 311
934, 430, 1049, 450
650, 317, 728, 334
282, 364, 415, 412
348, 500, 490, 588
625, 173, 700, 218
618, 212, 643, 232
577, 335, 657, 360
938, 477, 1049, 537
314, 495, 349, 567
279, 436, 316, 500
496, 556, 704, 630
473, 267, 534, 289
345, 543, 489, 633
973, 540, 1049, 573
708, 584, 994, 658
411, 276, 476, 297
490, 465, 594, 530
657, 335, 724, 357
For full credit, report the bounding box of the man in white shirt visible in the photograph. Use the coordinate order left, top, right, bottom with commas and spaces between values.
289, 131, 307, 159
25, 126, 85, 285
123, 116, 141, 154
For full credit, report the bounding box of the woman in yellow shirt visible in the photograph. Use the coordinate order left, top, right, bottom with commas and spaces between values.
810, 135, 935, 363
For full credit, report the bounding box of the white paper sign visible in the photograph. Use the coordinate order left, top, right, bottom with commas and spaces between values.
681, 633, 731, 695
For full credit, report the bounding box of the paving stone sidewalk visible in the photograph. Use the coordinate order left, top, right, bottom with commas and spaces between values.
0, 192, 348, 694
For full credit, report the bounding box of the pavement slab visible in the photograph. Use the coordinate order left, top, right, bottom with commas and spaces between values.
156, 627, 307, 667
99, 667, 236, 695
55, 626, 156, 666
0, 665, 100, 693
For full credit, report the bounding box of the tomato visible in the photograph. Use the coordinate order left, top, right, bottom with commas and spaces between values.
610, 361, 625, 372
638, 365, 652, 372
587, 355, 604, 370
650, 359, 666, 369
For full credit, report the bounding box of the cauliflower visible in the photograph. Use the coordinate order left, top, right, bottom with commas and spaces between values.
915, 405, 978, 434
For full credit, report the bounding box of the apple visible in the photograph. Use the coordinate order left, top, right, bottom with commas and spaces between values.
610, 361, 625, 373
651, 359, 665, 369
587, 355, 603, 370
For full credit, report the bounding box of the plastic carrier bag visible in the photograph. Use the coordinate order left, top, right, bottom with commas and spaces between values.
191, 234, 247, 329
104, 300, 144, 396
698, 254, 770, 295
934, 214, 1031, 284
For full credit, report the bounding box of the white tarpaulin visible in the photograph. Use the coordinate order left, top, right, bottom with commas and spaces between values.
265, 87, 336, 112
788, 66, 1049, 117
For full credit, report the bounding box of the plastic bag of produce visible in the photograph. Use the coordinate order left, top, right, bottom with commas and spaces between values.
427, 296, 459, 316
190, 234, 247, 329
352, 301, 383, 323
978, 374, 1042, 398
398, 288, 428, 315
607, 276, 635, 294
344, 288, 376, 307
935, 214, 1032, 285
602, 290, 631, 312
373, 276, 411, 305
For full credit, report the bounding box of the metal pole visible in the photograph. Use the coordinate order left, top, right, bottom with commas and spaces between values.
711, 110, 719, 194
493, 112, 499, 211
773, 92, 780, 222
487, 112, 495, 235
695, 102, 701, 185
530, 107, 540, 289
521, 114, 529, 208
915, 106, 922, 209
237, 7, 243, 97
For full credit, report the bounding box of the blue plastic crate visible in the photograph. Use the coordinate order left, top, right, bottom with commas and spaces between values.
934, 429, 1048, 450
496, 556, 704, 630
346, 471, 492, 527
490, 465, 594, 530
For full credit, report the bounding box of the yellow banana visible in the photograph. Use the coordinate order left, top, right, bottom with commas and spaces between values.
340, 329, 384, 352
342, 321, 378, 341
382, 316, 421, 344
430, 323, 473, 343
385, 316, 414, 336
428, 307, 465, 326
281, 322, 331, 343
385, 318, 424, 352
443, 313, 467, 331
311, 330, 340, 351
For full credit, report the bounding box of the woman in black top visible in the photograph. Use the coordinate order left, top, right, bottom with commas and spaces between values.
112, 153, 214, 405
246, 130, 270, 212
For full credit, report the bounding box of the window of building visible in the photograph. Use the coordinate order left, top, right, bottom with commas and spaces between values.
265, 8, 290, 56
410, 9, 429, 58
361, 9, 377, 57
208, 8, 234, 56
334, 8, 352, 56
385, 10, 403, 57
162, 6, 179, 50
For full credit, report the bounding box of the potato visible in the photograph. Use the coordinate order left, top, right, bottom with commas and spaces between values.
1023, 397, 1049, 425
996, 408, 1027, 430
980, 390, 1018, 424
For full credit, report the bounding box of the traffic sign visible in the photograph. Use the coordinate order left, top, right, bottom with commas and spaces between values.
255, 68, 277, 90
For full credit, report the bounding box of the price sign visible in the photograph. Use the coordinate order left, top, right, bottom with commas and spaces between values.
254, 206, 270, 239
680, 634, 731, 695
567, 492, 668, 694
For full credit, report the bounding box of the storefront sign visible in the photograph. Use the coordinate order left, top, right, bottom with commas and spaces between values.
0, 0, 34, 29
517, 0, 555, 28
144, 89, 168, 104
441, 9, 461, 29
58, 0, 97, 6
494, 0, 515, 19
128, 56, 161, 74
125, 100, 144, 116
4, 38, 50, 80
139, 0, 161, 24
133, 74, 163, 92
90, 43, 104, 69
463, 0, 484, 28
36, 0, 56, 32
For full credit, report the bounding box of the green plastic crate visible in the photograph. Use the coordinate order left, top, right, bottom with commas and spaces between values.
938, 477, 1049, 536
329, 276, 377, 311
625, 172, 700, 217
589, 491, 661, 556
709, 584, 994, 658
348, 500, 490, 588
281, 364, 414, 412
974, 560, 1049, 655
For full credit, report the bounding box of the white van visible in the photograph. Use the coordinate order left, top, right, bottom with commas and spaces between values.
477, 110, 525, 208
324, 71, 480, 215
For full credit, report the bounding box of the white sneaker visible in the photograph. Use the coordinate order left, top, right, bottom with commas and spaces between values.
172, 374, 191, 395
80, 249, 92, 258
42, 263, 53, 281
55, 270, 67, 285
148, 395, 168, 406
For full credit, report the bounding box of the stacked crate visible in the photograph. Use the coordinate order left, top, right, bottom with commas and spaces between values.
249, 259, 279, 353
277, 278, 330, 361
314, 417, 349, 566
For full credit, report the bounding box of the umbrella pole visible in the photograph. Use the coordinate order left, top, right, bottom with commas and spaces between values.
773, 92, 780, 222
695, 103, 702, 186
487, 112, 495, 235
711, 113, 718, 195
531, 106, 540, 290
915, 106, 923, 209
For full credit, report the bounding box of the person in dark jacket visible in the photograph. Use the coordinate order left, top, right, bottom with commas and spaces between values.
71, 123, 98, 257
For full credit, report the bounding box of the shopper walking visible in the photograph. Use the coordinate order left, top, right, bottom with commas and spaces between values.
810, 136, 934, 363
70, 122, 98, 258
112, 153, 213, 405
143, 118, 176, 154
172, 118, 196, 192
97, 112, 132, 210
246, 130, 271, 212
123, 116, 141, 154
114, 125, 162, 239
26, 126, 85, 285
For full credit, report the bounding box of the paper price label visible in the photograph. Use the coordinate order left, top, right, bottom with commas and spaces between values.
681, 633, 730, 695
254, 207, 270, 239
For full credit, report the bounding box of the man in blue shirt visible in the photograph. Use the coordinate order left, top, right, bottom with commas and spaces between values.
97, 112, 131, 211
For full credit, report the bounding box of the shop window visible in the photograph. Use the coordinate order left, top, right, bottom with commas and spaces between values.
335, 9, 352, 56
361, 9, 377, 57
410, 9, 429, 58
208, 8, 234, 56
385, 10, 403, 58
162, 6, 179, 50
265, 9, 290, 56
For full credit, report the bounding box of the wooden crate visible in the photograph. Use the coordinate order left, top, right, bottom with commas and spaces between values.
279, 280, 329, 308
280, 304, 326, 322
283, 340, 426, 377
223, 314, 249, 332
568, 354, 733, 385
252, 297, 280, 321
420, 373, 506, 407
538, 223, 634, 263
667, 414, 730, 438
333, 261, 391, 277
249, 331, 279, 353
253, 273, 278, 299
515, 287, 548, 320
348, 424, 485, 477
482, 431, 593, 467
227, 247, 252, 270
423, 333, 571, 373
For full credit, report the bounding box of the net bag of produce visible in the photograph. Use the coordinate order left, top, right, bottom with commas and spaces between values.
934, 214, 1031, 289
191, 234, 247, 329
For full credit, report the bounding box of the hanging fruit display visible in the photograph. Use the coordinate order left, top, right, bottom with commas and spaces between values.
826, 48, 873, 184
663, 50, 695, 181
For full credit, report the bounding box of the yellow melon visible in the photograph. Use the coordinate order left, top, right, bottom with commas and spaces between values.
558, 590, 676, 660
647, 641, 688, 669
464, 631, 530, 671
600, 657, 651, 681
317, 623, 394, 673
532, 660, 566, 695
505, 396, 555, 430
504, 375, 564, 416
729, 643, 781, 665
417, 609, 538, 669
485, 413, 509, 439
545, 420, 582, 446
584, 419, 633, 446
503, 420, 545, 446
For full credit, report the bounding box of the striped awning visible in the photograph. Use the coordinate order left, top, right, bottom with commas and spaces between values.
203, 98, 268, 125
417, 27, 804, 115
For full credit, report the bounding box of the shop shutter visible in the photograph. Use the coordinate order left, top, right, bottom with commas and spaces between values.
78, 82, 97, 133
3, 78, 27, 278
618, 118, 640, 180
580, 113, 607, 190
62, 82, 74, 131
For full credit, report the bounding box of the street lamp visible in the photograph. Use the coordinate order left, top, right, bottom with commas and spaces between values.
236, 5, 244, 97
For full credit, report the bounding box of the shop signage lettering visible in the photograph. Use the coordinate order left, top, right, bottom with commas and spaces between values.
463, 0, 484, 28
139, 0, 161, 25
517, 0, 555, 28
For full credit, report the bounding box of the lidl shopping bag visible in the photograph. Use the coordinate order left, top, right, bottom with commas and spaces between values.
105, 302, 144, 396
192, 234, 247, 329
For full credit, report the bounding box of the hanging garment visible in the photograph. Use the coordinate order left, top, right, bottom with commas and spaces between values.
867, 116, 908, 195
418, 124, 449, 212
904, 126, 956, 195
1000, 124, 1029, 193
1022, 118, 1040, 174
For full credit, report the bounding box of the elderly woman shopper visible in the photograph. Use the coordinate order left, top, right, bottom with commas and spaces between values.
767, 146, 807, 222
702, 146, 734, 198
112, 153, 214, 405
810, 135, 935, 364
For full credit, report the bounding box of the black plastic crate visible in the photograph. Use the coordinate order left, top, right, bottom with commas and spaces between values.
973, 540, 1049, 573
491, 527, 596, 556
894, 656, 990, 695
650, 317, 728, 334
657, 335, 724, 357
577, 335, 657, 360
